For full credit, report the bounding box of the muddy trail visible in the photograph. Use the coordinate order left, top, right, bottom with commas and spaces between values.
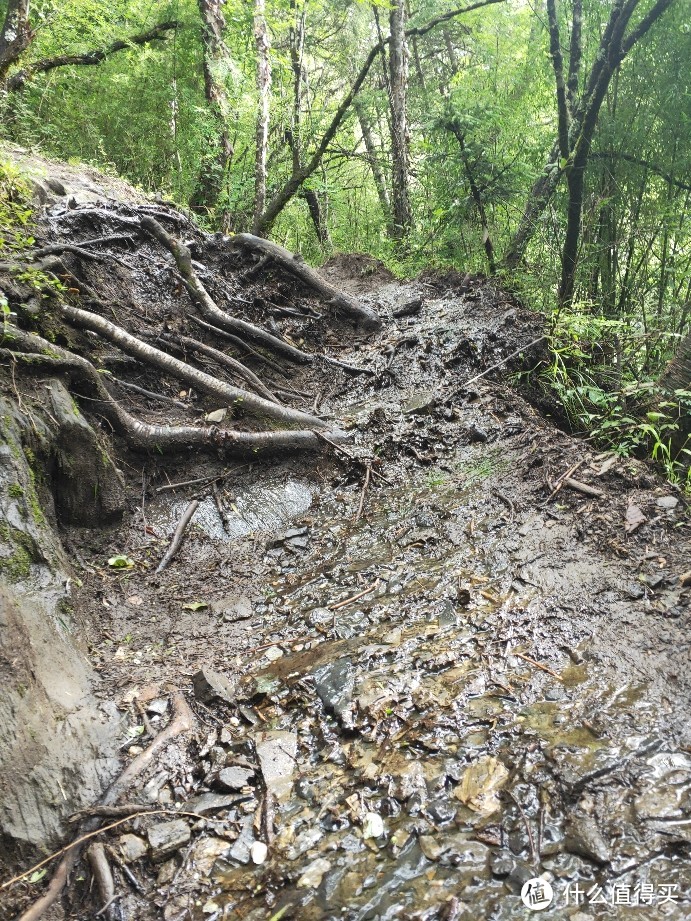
1, 151, 690, 921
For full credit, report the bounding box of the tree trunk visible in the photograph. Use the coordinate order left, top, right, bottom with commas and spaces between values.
354, 98, 392, 225
0, 0, 31, 85
388, 0, 412, 241
303, 188, 331, 247
252, 0, 271, 234
191, 0, 234, 220
659, 330, 691, 395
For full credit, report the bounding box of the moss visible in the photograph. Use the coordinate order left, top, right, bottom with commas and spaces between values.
0, 522, 42, 582
7, 482, 23, 498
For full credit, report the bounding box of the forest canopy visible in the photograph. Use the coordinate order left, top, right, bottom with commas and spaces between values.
1, 0, 690, 479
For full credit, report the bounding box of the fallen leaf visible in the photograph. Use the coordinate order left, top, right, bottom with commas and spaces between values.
624, 504, 646, 534
127, 595, 143, 606
455, 756, 509, 814
108, 554, 135, 569
183, 601, 208, 611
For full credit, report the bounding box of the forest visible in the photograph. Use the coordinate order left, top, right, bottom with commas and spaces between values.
1, 1, 690, 920
1, 0, 690, 476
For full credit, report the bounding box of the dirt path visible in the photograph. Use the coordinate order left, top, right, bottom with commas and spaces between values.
2, 200, 690, 920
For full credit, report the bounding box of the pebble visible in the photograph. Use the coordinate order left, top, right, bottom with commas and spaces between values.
254, 730, 298, 801
192, 667, 237, 705
216, 765, 255, 791
147, 819, 191, 860
362, 812, 385, 839
250, 841, 268, 864
118, 833, 147, 863
297, 857, 331, 889
264, 645, 284, 662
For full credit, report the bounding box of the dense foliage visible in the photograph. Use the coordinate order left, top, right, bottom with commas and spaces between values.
1, 0, 689, 481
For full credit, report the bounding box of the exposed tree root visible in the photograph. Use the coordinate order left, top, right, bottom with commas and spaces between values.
230, 233, 382, 331
162, 331, 280, 403
188, 315, 289, 375
0, 332, 323, 458
140, 216, 315, 364
16, 691, 194, 921
60, 303, 325, 429
156, 499, 199, 573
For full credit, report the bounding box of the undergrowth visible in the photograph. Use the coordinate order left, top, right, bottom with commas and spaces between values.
523, 309, 691, 491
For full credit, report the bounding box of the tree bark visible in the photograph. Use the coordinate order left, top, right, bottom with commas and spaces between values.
355, 98, 392, 226
0, 0, 31, 86
191, 0, 234, 219
388, 0, 412, 240
252, 0, 271, 234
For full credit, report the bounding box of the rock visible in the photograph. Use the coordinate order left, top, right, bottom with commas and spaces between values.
147, 819, 191, 860
251, 841, 268, 864
656, 496, 678, 509
306, 607, 333, 628
419, 835, 444, 860
454, 756, 509, 814
190, 836, 230, 875
468, 423, 489, 443
297, 857, 331, 889
216, 765, 255, 791
228, 816, 255, 864
192, 667, 237, 705
186, 792, 244, 815
565, 812, 611, 864
205, 408, 227, 424
254, 730, 298, 801
118, 833, 147, 863
362, 812, 385, 839
313, 658, 354, 727
265, 646, 283, 662
213, 595, 253, 622
146, 698, 169, 716
403, 390, 437, 415
156, 858, 178, 886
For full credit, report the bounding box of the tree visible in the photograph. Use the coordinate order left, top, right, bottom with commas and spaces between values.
388, 0, 412, 240
252, 0, 271, 233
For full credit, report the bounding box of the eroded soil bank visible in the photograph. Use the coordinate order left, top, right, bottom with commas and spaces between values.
1, 155, 690, 920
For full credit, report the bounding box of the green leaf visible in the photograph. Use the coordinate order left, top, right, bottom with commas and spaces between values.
108, 554, 135, 569
28, 869, 47, 883
182, 601, 208, 611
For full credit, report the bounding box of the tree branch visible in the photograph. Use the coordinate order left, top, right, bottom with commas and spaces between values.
255, 0, 507, 233
7, 20, 178, 91
546, 0, 571, 160
590, 151, 691, 191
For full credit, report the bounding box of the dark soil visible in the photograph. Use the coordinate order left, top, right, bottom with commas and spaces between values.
1, 185, 690, 921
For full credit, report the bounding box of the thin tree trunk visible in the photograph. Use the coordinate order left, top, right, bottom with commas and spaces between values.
252, 0, 271, 234
191, 0, 234, 219
355, 98, 392, 225
388, 0, 412, 240
0, 0, 31, 85
449, 123, 496, 272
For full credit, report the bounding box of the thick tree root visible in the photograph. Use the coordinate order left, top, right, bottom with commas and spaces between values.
231, 233, 382, 332
0, 332, 323, 458
60, 303, 326, 429
140, 216, 314, 364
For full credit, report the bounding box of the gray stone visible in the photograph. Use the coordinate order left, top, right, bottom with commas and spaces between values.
192, 667, 237, 705
186, 792, 244, 815
147, 819, 191, 860
216, 765, 255, 791
403, 391, 437, 415
565, 812, 611, 864
254, 730, 298, 801
118, 834, 147, 863
213, 595, 253, 622
313, 658, 354, 727
205, 408, 227, 424
656, 496, 679, 509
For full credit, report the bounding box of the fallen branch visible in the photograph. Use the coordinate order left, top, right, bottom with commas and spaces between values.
87, 843, 117, 921
563, 477, 605, 498
329, 578, 380, 611
110, 376, 190, 409
230, 234, 381, 332
446, 335, 547, 401
514, 652, 563, 681
157, 499, 199, 573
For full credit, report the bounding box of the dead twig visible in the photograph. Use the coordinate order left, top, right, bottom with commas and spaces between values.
354, 463, 372, 521
542, 459, 584, 504
563, 477, 605, 498
514, 651, 563, 681
505, 790, 538, 866
446, 335, 547, 400
329, 578, 380, 611
87, 843, 117, 920
156, 499, 199, 573
316, 433, 390, 483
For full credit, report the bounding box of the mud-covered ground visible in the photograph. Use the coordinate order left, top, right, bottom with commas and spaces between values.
2, 184, 690, 921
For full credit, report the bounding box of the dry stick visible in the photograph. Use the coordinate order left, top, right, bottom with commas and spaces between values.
505, 790, 538, 866
329, 578, 380, 611
110, 376, 189, 409
514, 652, 564, 681
446, 335, 547, 401
155, 468, 237, 494
13, 692, 194, 921
354, 463, 372, 521
543, 459, 584, 504
563, 477, 605, 498
156, 500, 199, 573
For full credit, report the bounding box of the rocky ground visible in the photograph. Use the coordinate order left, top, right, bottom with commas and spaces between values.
1, 152, 690, 920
